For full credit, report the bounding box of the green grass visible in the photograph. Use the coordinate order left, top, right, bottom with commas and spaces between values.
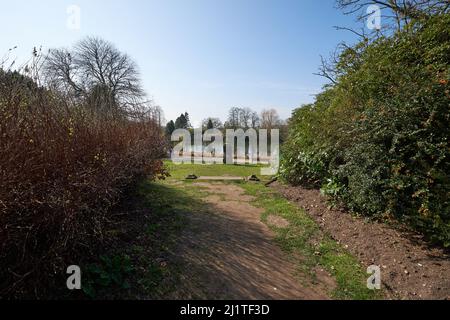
163, 160, 268, 180
241, 182, 382, 300
131, 180, 212, 298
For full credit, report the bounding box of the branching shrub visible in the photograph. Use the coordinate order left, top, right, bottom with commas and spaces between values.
0, 68, 166, 298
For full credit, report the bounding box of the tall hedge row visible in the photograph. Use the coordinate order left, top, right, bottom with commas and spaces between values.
281, 15, 450, 246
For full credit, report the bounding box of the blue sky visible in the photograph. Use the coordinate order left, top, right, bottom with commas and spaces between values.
0, 0, 363, 126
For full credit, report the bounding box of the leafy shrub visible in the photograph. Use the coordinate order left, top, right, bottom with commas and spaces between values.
281, 14, 450, 246
280, 91, 336, 186
320, 178, 345, 198
0, 70, 166, 298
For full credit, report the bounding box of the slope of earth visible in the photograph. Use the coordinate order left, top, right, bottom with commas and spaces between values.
272, 182, 450, 300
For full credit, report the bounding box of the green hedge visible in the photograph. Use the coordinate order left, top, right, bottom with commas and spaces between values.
281, 15, 450, 246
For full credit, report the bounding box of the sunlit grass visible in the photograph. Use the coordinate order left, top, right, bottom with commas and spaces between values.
242, 182, 382, 300
163, 160, 270, 181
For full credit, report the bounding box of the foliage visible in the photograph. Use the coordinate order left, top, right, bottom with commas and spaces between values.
201, 117, 223, 131
83, 255, 134, 298
281, 15, 450, 246
165, 120, 175, 136
174, 112, 191, 129
44, 37, 146, 119
224, 107, 260, 129
0, 61, 166, 297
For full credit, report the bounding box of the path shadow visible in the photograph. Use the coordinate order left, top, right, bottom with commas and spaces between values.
162, 183, 328, 300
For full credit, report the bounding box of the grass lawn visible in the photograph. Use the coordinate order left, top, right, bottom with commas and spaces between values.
163, 160, 271, 181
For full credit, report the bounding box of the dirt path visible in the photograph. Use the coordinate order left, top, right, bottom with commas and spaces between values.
165, 182, 330, 300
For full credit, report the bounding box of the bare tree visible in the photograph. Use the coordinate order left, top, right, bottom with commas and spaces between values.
336, 0, 450, 31
225, 107, 241, 129
315, 0, 450, 86
260, 109, 281, 130
239, 108, 254, 129
315, 55, 339, 85
250, 111, 260, 128
44, 37, 145, 118
202, 118, 223, 130
144, 104, 164, 127
225, 107, 261, 129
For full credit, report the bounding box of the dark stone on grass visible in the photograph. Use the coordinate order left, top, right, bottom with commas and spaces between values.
248, 175, 260, 182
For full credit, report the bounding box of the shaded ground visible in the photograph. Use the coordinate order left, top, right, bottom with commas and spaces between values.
272, 182, 450, 300
82, 163, 377, 300
164, 182, 330, 299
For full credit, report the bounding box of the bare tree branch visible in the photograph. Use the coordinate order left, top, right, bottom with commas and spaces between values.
43, 37, 145, 118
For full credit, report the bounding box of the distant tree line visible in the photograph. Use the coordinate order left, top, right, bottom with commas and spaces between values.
165, 107, 287, 140
165, 112, 191, 136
